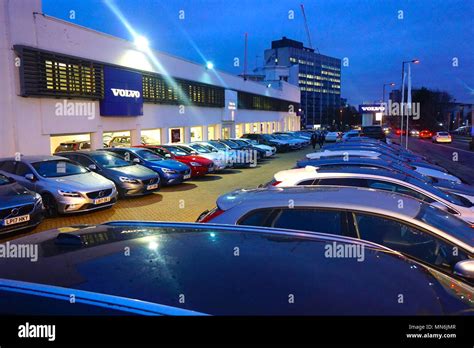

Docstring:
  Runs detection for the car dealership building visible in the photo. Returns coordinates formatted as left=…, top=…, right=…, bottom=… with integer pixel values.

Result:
left=0, top=0, right=300, bottom=157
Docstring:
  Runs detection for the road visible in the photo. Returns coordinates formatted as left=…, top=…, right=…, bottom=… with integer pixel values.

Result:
left=393, top=136, right=474, bottom=184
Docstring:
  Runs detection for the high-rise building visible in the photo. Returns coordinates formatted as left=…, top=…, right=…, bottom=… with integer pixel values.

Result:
left=263, top=37, right=341, bottom=127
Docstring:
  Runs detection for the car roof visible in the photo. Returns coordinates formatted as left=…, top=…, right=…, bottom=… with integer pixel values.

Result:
left=2, top=221, right=459, bottom=315
left=0, top=155, right=69, bottom=163
left=217, top=186, right=423, bottom=218
left=286, top=165, right=407, bottom=180
left=56, top=150, right=112, bottom=156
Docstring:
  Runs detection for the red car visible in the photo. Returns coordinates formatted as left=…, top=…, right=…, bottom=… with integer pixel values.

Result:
left=419, top=130, right=433, bottom=139
left=136, top=145, right=214, bottom=177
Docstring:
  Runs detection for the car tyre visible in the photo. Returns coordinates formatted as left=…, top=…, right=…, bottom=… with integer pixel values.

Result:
left=42, top=192, right=58, bottom=218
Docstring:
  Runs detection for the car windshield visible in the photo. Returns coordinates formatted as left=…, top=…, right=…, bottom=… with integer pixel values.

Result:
left=209, top=141, right=228, bottom=150
left=32, top=160, right=88, bottom=178
left=220, top=140, right=239, bottom=149
left=232, top=139, right=248, bottom=146
left=135, top=150, right=163, bottom=161
left=415, top=204, right=474, bottom=246
left=164, top=146, right=189, bottom=156
left=190, top=144, right=211, bottom=153
left=262, top=134, right=275, bottom=140
left=91, top=153, right=131, bottom=168
left=406, top=177, right=470, bottom=207
left=0, top=174, right=12, bottom=185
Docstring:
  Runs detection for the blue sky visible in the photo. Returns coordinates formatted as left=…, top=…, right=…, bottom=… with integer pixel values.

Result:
left=42, top=0, right=474, bottom=105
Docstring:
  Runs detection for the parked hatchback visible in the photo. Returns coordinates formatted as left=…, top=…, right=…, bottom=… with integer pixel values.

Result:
left=103, top=147, right=191, bottom=185
left=0, top=156, right=117, bottom=216
left=199, top=186, right=474, bottom=285
left=56, top=151, right=160, bottom=198
left=0, top=173, right=44, bottom=234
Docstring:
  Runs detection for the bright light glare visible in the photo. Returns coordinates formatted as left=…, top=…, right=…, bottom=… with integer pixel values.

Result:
left=148, top=241, right=159, bottom=251
left=206, top=61, right=214, bottom=70
left=134, top=35, right=149, bottom=51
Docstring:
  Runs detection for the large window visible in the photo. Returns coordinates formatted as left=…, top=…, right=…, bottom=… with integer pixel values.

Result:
left=16, top=46, right=104, bottom=99
left=238, top=91, right=298, bottom=112
left=142, top=73, right=225, bottom=107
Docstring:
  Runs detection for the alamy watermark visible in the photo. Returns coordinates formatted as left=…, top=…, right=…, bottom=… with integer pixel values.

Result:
left=55, top=100, right=95, bottom=120
left=324, top=241, right=365, bottom=262
left=0, top=242, right=38, bottom=262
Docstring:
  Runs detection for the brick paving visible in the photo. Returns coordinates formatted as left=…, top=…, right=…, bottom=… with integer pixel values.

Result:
left=5, top=148, right=314, bottom=239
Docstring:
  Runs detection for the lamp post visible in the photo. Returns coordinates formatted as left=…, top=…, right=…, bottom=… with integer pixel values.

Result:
left=400, top=59, right=419, bottom=147
left=382, top=82, right=395, bottom=126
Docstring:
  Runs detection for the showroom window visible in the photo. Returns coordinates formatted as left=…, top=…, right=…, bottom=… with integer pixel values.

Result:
left=142, top=73, right=225, bottom=107
left=237, top=91, right=298, bottom=112
left=16, top=46, right=104, bottom=99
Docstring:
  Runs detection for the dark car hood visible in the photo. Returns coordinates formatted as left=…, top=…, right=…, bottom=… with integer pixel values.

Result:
left=103, top=165, right=157, bottom=180
left=0, top=182, right=37, bottom=207
left=436, top=181, right=474, bottom=196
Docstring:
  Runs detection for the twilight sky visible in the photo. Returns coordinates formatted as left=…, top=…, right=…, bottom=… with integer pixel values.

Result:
left=43, top=0, right=474, bottom=105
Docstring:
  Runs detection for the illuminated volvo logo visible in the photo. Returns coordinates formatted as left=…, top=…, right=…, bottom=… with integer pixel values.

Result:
left=11, top=208, right=19, bottom=216
left=111, top=88, right=141, bottom=98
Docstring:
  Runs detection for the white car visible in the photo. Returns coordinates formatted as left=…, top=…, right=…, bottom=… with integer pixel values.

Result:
left=191, top=141, right=238, bottom=166
left=342, top=131, right=360, bottom=141
left=324, top=132, right=342, bottom=142
left=237, top=138, right=276, bottom=157
left=306, top=149, right=462, bottom=184
left=432, top=132, right=452, bottom=143
left=306, top=150, right=380, bottom=160
left=268, top=166, right=474, bottom=224
left=168, top=143, right=227, bottom=170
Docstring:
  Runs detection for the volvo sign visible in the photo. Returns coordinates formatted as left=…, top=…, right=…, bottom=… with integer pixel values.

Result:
left=359, top=104, right=386, bottom=113
left=100, top=66, right=143, bottom=116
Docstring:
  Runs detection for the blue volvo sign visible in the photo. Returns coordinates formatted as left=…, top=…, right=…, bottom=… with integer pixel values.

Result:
left=100, top=66, right=143, bottom=116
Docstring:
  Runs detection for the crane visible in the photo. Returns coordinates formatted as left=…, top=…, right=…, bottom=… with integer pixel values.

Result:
left=300, top=4, right=313, bottom=49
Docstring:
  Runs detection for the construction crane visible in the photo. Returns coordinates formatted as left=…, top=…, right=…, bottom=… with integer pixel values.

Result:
left=300, top=4, right=313, bottom=49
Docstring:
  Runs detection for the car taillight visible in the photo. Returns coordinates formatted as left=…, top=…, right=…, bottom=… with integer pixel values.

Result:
left=198, top=207, right=224, bottom=223
left=271, top=180, right=282, bottom=186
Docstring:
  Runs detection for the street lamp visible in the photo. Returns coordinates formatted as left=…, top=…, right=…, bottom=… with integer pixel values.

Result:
left=380, top=83, right=395, bottom=127
left=206, top=61, right=214, bottom=70
left=134, top=35, right=149, bottom=51
left=400, top=59, right=420, bottom=147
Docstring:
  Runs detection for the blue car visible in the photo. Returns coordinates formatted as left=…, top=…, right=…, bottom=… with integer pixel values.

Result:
left=104, top=148, right=191, bottom=186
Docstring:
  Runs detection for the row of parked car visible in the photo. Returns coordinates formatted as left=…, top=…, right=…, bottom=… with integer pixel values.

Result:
left=198, top=135, right=474, bottom=292
left=0, top=132, right=313, bottom=235
left=1, top=133, right=473, bottom=316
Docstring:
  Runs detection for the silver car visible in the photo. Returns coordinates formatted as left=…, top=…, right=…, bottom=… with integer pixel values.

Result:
left=198, top=186, right=474, bottom=284
left=0, top=156, right=118, bottom=216
left=269, top=166, right=474, bottom=224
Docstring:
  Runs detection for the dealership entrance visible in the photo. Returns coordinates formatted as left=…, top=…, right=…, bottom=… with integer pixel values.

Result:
left=50, top=133, right=91, bottom=154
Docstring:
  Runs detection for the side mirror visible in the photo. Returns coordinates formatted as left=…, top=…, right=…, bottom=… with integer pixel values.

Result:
left=132, top=158, right=141, bottom=164
left=453, top=260, right=474, bottom=280
left=88, top=164, right=97, bottom=171
left=25, top=174, right=35, bottom=181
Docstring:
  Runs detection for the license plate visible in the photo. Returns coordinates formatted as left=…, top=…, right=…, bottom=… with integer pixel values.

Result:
left=94, top=197, right=111, bottom=205
left=3, top=214, right=30, bottom=226
left=184, top=174, right=191, bottom=179
left=147, top=184, right=159, bottom=190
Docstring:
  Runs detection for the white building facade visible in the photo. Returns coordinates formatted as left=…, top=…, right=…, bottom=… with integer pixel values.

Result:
left=0, top=0, right=300, bottom=157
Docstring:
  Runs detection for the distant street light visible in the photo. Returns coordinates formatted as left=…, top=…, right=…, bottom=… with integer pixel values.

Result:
left=206, top=61, right=214, bottom=70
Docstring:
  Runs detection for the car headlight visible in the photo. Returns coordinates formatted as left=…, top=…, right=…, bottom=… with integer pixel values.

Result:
left=119, top=176, right=140, bottom=184
left=190, top=162, right=202, bottom=167
left=162, top=168, right=177, bottom=174
left=58, top=189, right=81, bottom=197
left=34, top=194, right=43, bottom=206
